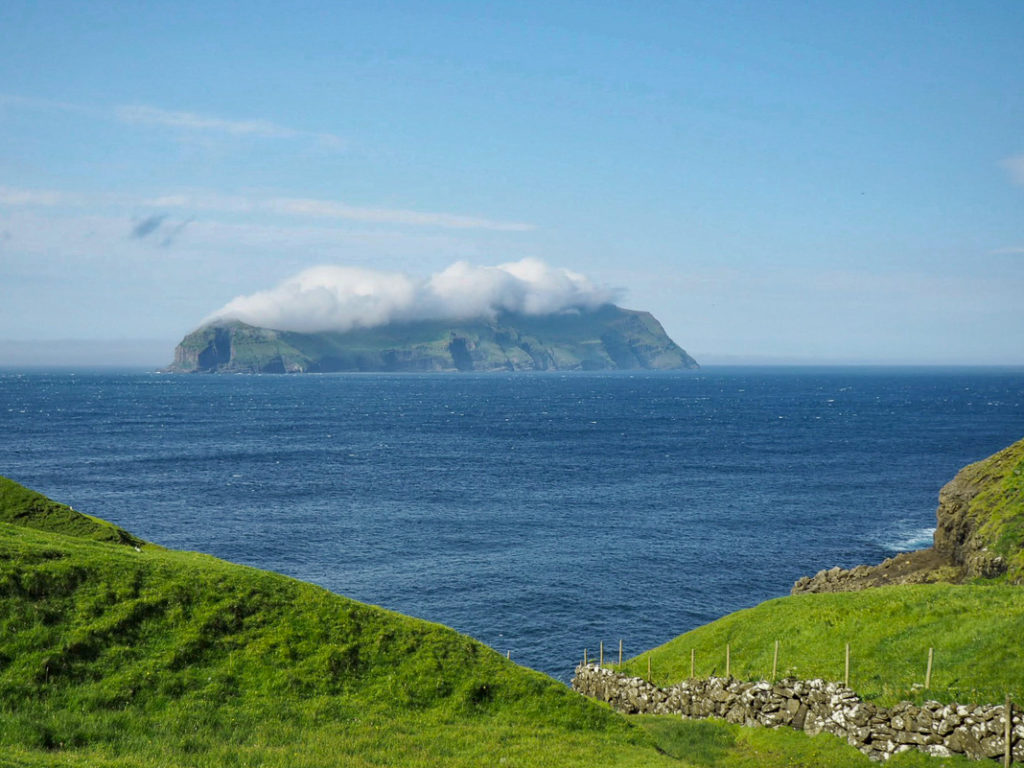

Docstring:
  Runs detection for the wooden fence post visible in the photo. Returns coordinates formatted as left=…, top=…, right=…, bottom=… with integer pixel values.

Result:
left=619, top=639, right=623, bottom=666
left=726, top=643, right=731, bottom=678
left=925, top=647, right=933, bottom=689
left=1004, top=695, right=1012, bottom=768
left=647, top=654, right=652, bottom=682
left=691, top=648, right=695, bottom=678
left=844, top=643, right=850, bottom=687
left=584, top=648, right=588, bottom=666
left=600, top=641, right=604, bottom=668
left=772, top=639, right=779, bottom=682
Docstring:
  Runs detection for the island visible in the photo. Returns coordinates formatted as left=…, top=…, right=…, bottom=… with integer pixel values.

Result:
left=165, top=304, right=699, bottom=373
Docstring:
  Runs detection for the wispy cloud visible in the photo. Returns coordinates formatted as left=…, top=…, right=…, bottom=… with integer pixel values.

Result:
left=1002, top=154, right=1024, bottom=186
left=0, top=185, right=532, bottom=232
left=0, top=186, right=70, bottom=206
left=159, top=217, right=194, bottom=247
left=115, top=105, right=345, bottom=148
left=266, top=197, right=534, bottom=231
left=131, top=213, right=167, bottom=239
left=145, top=193, right=250, bottom=213
left=991, top=246, right=1024, bottom=255
left=0, top=93, right=96, bottom=115
left=117, top=104, right=286, bottom=137
left=0, top=92, right=344, bottom=149
left=129, top=212, right=195, bottom=247
left=149, top=192, right=535, bottom=231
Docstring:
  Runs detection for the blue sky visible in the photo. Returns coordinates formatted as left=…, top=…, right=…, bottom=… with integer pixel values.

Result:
left=1, top=1, right=1023, bottom=365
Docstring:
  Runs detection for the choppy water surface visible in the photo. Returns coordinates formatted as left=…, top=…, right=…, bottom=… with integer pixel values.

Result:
left=2, top=367, right=1022, bottom=680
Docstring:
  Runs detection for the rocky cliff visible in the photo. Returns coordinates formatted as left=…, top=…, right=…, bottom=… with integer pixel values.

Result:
left=165, top=305, right=699, bottom=373
left=792, top=437, right=1024, bottom=594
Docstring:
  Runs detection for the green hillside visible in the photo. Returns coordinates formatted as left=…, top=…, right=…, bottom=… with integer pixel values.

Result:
left=0, top=476, right=148, bottom=548
left=616, top=584, right=1024, bottom=707
left=617, top=439, right=1024, bottom=708
left=4, top=472, right=1014, bottom=768
left=0, top=476, right=675, bottom=768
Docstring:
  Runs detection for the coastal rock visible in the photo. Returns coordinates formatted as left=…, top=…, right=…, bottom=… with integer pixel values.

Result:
left=792, top=437, right=1024, bottom=594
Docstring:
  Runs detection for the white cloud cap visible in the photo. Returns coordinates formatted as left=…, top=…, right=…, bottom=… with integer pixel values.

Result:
left=208, top=259, right=617, bottom=333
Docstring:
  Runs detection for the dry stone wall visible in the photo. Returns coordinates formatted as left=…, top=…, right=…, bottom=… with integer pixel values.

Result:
left=572, top=664, right=1023, bottom=763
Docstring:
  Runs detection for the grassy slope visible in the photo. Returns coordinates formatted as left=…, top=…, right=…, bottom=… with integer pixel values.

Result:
left=615, top=438, right=1024, bottom=767
left=1, top=475, right=999, bottom=768
left=0, top=476, right=147, bottom=549
left=225, top=324, right=313, bottom=371
left=617, top=584, right=1024, bottom=706
left=0, top=477, right=675, bottom=768
left=620, top=583, right=1024, bottom=767
left=633, top=716, right=980, bottom=768
left=618, top=438, right=1024, bottom=708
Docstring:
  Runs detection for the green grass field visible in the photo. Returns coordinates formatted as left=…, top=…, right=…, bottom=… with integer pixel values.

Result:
left=615, top=583, right=1024, bottom=706
left=0, top=477, right=679, bottom=767
left=3, top=473, right=1021, bottom=767
left=632, top=716, right=985, bottom=768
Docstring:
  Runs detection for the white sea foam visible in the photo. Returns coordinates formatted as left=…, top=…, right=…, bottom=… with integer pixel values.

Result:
left=881, top=525, right=936, bottom=552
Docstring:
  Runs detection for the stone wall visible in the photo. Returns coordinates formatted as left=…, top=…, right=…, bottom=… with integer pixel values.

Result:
left=572, top=664, right=1023, bottom=763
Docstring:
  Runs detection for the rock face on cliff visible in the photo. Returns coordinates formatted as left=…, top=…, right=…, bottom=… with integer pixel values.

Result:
left=792, top=437, right=1024, bottom=594
left=165, top=305, right=699, bottom=373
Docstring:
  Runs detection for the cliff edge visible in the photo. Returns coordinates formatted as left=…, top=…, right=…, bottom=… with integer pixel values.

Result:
left=792, top=436, right=1024, bottom=594
left=0, top=475, right=147, bottom=548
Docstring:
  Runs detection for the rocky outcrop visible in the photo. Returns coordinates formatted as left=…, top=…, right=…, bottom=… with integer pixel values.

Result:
left=791, top=550, right=962, bottom=594
left=572, top=664, right=1023, bottom=763
left=792, top=438, right=1024, bottom=595
left=164, top=305, right=699, bottom=373
left=931, top=439, right=1023, bottom=580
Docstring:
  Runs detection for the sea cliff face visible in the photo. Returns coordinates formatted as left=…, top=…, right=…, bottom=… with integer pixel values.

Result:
left=165, top=305, right=699, bottom=373
left=792, top=437, right=1024, bottom=594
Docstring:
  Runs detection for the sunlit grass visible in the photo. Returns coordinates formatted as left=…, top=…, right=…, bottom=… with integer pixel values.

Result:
left=5, top=472, right=1022, bottom=766
left=0, top=504, right=675, bottom=767
left=634, top=715, right=986, bottom=768
left=616, top=583, right=1024, bottom=706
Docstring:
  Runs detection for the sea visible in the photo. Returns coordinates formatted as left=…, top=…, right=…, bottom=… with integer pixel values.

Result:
left=2, top=367, right=1022, bottom=681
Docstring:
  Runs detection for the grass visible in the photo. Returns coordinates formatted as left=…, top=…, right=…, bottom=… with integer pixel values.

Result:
left=4, top=473, right=1021, bottom=767
left=633, top=716, right=984, bottom=768
left=613, top=438, right=1024, bottom=708
left=615, top=583, right=1024, bottom=706
left=0, top=476, right=679, bottom=767
left=0, top=476, right=148, bottom=548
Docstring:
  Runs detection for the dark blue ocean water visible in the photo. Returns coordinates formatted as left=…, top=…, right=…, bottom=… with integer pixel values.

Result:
left=1, top=367, right=1022, bottom=681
